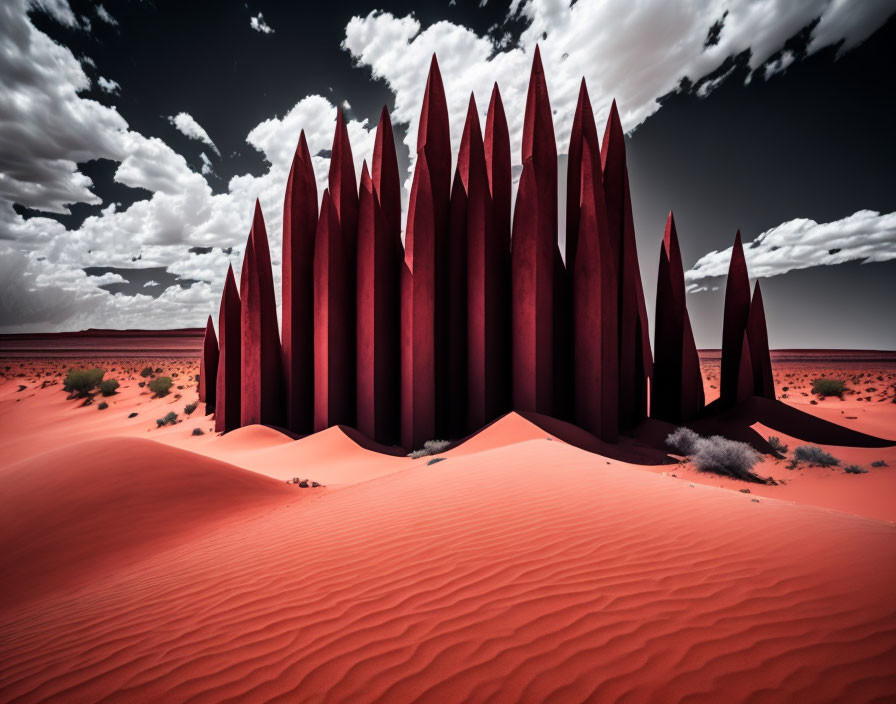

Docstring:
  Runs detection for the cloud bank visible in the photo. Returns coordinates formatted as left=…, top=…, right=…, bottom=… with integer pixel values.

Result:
left=685, top=210, right=896, bottom=291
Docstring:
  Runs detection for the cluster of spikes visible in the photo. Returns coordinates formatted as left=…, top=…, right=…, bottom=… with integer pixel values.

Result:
left=197, top=48, right=774, bottom=449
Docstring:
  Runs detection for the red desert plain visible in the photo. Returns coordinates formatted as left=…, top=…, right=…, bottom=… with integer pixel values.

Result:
left=1, top=331, right=895, bottom=702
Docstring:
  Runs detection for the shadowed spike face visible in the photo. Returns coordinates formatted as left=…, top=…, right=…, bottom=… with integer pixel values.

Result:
left=401, top=153, right=437, bottom=450
left=736, top=332, right=754, bottom=406
left=356, top=164, right=400, bottom=444
left=282, top=132, right=318, bottom=434
left=372, top=107, right=402, bottom=242
left=601, top=101, right=652, bottom=429
left=573, top=139, right=618, bottom=441
left=747, top=282, right=775, bottom=399
left=199, top=315, right=218, bottom=413
left=240, top=202, right=283, bottom=428
left=652, top=213, right=704, bottom=422
left=215, top=266, right=241, bottom=433
left=329, top=110, right=359, bottom=249
left=512, top=48, right=558, bottom=417
left=566, top=79, right=599, bottom=273
left=314, top=190, right=355, bottom=432
left=721, top=231, right=753, bottom=407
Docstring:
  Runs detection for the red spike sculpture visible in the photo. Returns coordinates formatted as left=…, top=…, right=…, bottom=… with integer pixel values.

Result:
left=214, top=265, right=241, bottom=433
left=566, top=79, right=600, bottom=274
left=372, top=107, right=402, bottom=244
left=574, top=132, right=619, bottom=441
left=240, top=201, right=283, bottom=427
left=356, top=163, right=401, bottom=444
left=401, top=153, right=437, bottom=449
left=447, top=149, right=468, bottom=436
left=601, top=100, right=652, bottom=429
left=459, top=94, right=505, bottom=432
left=199, top=315, right=218, bottom=411
left=652, top=213, right=704, bottom=422
left=512, top=46, right=557, bottom=415
left=282, top=131, right=317, bottom=434
left=720, top=230, right=753, bottom=407
left=314, top=189, right=354, bottom=431
left=747, top=281, right=775, bottom=399
left=483, top=83, right=512, bottom=416
left=329, top=109, right=358, bottom=247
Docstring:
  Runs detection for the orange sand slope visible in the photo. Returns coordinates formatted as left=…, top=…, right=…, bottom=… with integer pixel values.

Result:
left=2, top=415, right=896, bottom=702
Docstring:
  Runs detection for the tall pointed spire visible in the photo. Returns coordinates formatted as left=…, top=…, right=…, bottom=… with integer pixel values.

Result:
left=240, top=201, right=283, bottom=427
left=214, top=265, right=241, bottom=433
left=483, top=83, right=512, bottom=417
left=282, top=131, right=317, bottom=434
left=512, top=46, right=558, bottom=415
left=652, top=213, right=704, bottom=422
left=447, top=128, right=468, bottom=437
left=566, top=78, right=600, bottom=274
left=414, top=54, right=452, bottom=436
left=356, top=163, right=400, bottom=444
left=314, top=189, right=355, bottom=431
left=462, top=93, right=504, bottom=432
left=720, top=230, right=753, bottom=407
left=371, top=107, right=401, bottom=242
left=199, top=315, right=218, bottom=412
left=401, top=152, right=437, bottom=449
left=601, top=99, right=652, bottom=429
left=573, top=130, right=619, bottom=440
left=329, top=108, right=358, bottom=247
left=747, top=281, right=775, bottom=399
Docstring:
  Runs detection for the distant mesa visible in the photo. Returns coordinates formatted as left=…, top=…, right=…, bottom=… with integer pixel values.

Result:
left=199, top=49, right=884, bottom=452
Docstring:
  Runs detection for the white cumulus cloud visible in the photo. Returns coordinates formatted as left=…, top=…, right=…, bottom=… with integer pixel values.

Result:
left=97, top=75, right=120, bottom=94
left=168, top=112, right=220, bottom=156
left=250, top=13, right=274, bottom=34
left=685, top=210, right=896, bottom=290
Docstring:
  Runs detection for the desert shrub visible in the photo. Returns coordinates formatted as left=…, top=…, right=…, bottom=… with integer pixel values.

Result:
left=871, top=460, right=887, bottom=468
left=97, top=401, right=108, bottom=410
left=793, top=445, right=840, bottom=467
left=184, top=401, right=198, bottom=415
left=148, top=376, right=173, bottom=397
left=812, top=378, right=846, bottom=397
left=128, top=412, right=138, bottom=418
left=408, top=439, right=451, bottom=459
left=156, top=411, right=178, bottom=427
left=140, top=366, right=154, bottom=378
left=64, top=367, right=104, bottom=397
left=767, top=436, right=789, bottom=454
left=665, top=426, right=700, bottom=456
left=98, top=378, right=119, bottom=396
left=844, top=464, right=867, bottom=474
left=427, top=457, right=446, bottom=465
left=191, top=427, right=204, bottom=436
left=692, top=436, right=766, bottom=483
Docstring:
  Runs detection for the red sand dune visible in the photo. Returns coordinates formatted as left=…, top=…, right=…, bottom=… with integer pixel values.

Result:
left=1, top=353, right=895, bottom=701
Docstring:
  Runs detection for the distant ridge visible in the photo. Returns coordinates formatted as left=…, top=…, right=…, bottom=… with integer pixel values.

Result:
left=0, top=328, right=204, bottom=357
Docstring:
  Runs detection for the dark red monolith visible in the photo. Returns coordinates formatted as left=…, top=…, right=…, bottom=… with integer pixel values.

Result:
left=747, top=281, right=775, bottom=399
left=356, top=163, right=400, bottom=445
left=512, top=46, right=557, bottom=416
left=566, top=79, right=600, bottom=274
left=416, top=55, right=452, bottom=436
left=240, top=200, right=283, bottom=427
left=214, top=265, right=241, bottom=433
left=573, top=135, right=619, bottom=441
left=282, top=131, right=317, bottom=434
left=199, top=315, right=218, bottom=412
left=601, top=100, right=652, bottom=429
left=372, top=107, right=402, bottom=244
left=652, top=212, right=704, bottom=423
left=720, top=230, right=752, bottom=407
left=401, top=152, right=437, bottom=450
left=447, top=163, right=468, bottom=436
left=314, top=189, right=354, bottom=431
left=483, top=83, right=511, bottom=417
left=329, top=109, right=358, bottom=248
left=736, top=331, right=754, bottom=406
left=459, top=94, right=503, bottom=432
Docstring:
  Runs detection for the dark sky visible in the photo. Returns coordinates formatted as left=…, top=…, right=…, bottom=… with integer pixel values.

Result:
left=4, top=0, right=895, bottom=347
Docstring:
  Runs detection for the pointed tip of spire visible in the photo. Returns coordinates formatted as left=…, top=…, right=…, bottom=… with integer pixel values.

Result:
left=734, top=229, right=743, bottom=246
left=663, top=211, right=678, bottom=252
left=379, top=105, right=390, bottom=122
left=359, top=159, right=371, bottom=186
left=531, top=44, right=545, bottom=76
